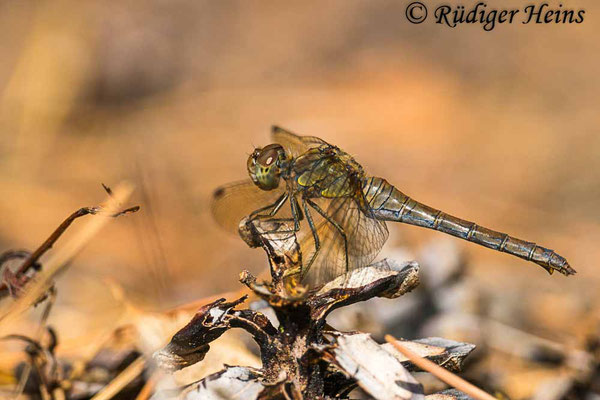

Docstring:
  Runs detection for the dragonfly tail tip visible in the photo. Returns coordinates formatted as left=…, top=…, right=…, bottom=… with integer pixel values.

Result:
left=555, top=262, right=577, bottom=276
left=563, top=264, right=577, bottom=276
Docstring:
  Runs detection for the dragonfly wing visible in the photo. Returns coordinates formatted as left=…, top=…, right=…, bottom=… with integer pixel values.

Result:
left=300, top=197, right=389, bottom=286
left=271, top=126, right=330, bottom=158
left=211, top=180, right=288, bottom=234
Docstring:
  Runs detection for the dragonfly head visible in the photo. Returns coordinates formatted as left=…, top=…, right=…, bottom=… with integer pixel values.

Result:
left=247, top=143, right=288, bottom=191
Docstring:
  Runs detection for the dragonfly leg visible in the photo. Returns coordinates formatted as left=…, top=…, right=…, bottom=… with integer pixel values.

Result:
left=249, top=194, right=305, bottom=248
left=248, top=192, right=303, bottom=240
left=306, top=199, right=349, bottom=274
left=289, top=194, right=302, bottom=231
left=299, top=199, right=320, bottom=280
left=268, top=194, right=304, bottom=234
left=249, top=192, right=289, bottom=220
left=278, top=195, right=307, bottom=280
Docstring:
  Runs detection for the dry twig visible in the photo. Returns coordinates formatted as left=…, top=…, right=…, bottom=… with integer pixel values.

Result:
left=89, top=356, right=145, bottom=400
left=385, top=334, right=495, bottom=400
left=0, top=182, right=135, bottom=332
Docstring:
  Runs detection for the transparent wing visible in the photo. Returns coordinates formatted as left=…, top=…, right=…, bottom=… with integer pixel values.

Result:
left=300, top=197, right=389, bottom=286
left=211, top=180, right=288, bottom=234
left=271, top=126, right=330, bottom=158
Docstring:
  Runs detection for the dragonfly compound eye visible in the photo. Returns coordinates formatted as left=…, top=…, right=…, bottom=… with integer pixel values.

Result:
left=256, top=144, right=284, bottom=167
left=247, top=144, right=284, bottom=191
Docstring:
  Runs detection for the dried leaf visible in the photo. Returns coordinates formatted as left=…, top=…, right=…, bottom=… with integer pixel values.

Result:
left=182, top=366, right=263, bottom=400
left=425, top=389, right=474, bottom=399
left=309, top=260, right=420, bottom=323
left=383, top=337, right=475, bottom=373
left=326, top=333, right=424, bottom=400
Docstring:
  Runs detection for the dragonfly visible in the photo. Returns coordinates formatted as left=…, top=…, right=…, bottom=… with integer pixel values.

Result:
left=212, top=126, right=575, bottom=285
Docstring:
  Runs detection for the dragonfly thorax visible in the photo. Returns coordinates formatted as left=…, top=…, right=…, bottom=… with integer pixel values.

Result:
left=247, top=143, right=291, bottom=191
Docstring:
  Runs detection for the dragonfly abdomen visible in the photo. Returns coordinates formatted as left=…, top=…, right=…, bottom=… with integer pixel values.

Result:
left=362, top=177, right=575, bottom=276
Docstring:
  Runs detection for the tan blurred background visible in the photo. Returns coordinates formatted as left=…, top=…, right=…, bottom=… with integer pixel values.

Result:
left=0, top=0, right=598, bottom=393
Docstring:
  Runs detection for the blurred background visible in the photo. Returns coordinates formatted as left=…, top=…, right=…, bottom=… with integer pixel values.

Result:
left=0, top=0, right=598, bottom=398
